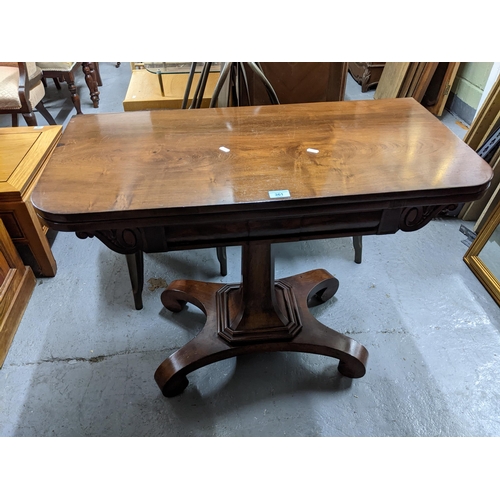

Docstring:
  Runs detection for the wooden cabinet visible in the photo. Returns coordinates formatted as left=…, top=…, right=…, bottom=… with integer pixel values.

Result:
left=0, top=125, right=62, bottom=276
left=0, top=219, right=36, bottom=367
left=348, top=62, right=386, bottom=92
left=242, top=62, right=348, bottom=104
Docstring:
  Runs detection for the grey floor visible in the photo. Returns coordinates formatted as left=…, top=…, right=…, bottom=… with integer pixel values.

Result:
left=1, top=64, right=499, bottom=437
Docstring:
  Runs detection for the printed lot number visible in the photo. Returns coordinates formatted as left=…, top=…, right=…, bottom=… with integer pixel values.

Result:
left=269, top=190, right=291, bottom=199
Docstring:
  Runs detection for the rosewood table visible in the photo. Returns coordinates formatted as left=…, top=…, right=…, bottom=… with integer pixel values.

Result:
left=31, top=99, right=492, bottom=397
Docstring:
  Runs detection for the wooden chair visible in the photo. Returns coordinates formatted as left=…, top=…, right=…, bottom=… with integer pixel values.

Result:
left=36, top=62, right=100, bottom=113
left=210, top=63, right=363, bottom=268
left=0, top=62, right=56, bottom=126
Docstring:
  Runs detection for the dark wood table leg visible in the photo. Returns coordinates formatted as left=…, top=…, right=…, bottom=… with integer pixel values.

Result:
left=81, top=62, right=100, bottom=108
left=154, top=241, right=368, bottom=397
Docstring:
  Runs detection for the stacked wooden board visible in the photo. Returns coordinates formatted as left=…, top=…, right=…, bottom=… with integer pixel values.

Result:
left=458, top=74, right=500, bottom=231
left=375, top=63, right=500, bottom=229
left=374, top=62, right=460, bottom=117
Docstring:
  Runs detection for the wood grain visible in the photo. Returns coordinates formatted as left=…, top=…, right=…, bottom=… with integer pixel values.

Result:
left=32, top=98, right=493, bottom=231
left=374, top=63, right=411, bottom=99
left=404, top=62, right=426, bottom=98
left=411, top=63, right=439, bottom=102
left=0, top=126, right=62, bottom=277
left=398, top=62, right=419, bottom=98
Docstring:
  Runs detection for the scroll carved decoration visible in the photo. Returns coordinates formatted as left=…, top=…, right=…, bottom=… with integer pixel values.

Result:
left=399, top=205, right=458, bottom=232
left=76, top=228, right=145, bottom=254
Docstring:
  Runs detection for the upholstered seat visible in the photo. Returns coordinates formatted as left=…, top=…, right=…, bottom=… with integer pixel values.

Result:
left=0, top=62, right=55, bottom=126
left=36, top=62, right=83, bottom=114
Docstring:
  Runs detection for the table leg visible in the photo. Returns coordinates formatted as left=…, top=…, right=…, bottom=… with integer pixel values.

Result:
left=154, top=241, right=368, bottom=397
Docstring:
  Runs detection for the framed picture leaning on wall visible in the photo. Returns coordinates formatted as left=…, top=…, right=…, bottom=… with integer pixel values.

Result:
left=464, top=199, right=500, bottom=306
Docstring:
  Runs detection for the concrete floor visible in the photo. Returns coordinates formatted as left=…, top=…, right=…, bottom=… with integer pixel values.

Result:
left=1, top=63, right=499, bottom=437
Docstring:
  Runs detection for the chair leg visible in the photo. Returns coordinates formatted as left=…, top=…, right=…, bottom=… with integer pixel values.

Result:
left=353, top=236, right=362, bottom=264
left=22, top=112, right=38, bottom=126
left=35, top=101, right=56, bottom=125
left=63, top=72, right=82, bottom=114
left=216, top=247, right=227, bottom=276
left=81, top=62, right=100, bottom=108
left=52, top=78, right=62, bottom=90
left=93, top=62, right=103, bottom=86
left=11, top=113, right=19, bottom=126
left=125, top=251, right=144, bottom=310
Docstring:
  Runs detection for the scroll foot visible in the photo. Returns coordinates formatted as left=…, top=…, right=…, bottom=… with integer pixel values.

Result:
left=155, top=269, right=368, bottom=397
left=160, top=373, right=189, bottom=397
left=306, top=272, right=340, bottom=306
left=161, top=289, right=187, bottom=313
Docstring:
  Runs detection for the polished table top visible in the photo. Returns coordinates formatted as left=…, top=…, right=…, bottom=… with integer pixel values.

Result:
left=31, top=98, right=492, bottom=233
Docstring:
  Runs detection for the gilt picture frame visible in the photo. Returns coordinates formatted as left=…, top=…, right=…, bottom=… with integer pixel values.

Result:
left=464, top=199, right=500, bottom=306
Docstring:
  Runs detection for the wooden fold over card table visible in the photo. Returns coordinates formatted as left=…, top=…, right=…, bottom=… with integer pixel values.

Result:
left=31, top=99, right=492, bottom=397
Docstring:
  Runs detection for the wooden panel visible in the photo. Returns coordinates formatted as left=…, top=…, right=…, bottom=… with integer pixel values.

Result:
left=398, top=62, right=419, bottom=98
left=0, top=219, right=36, bottom=367
left=463, top=74, right=500, bottom=151
left=374, top=62, right=442, bottom=104
left=424, top=62, right=460, bottom=116
left=0, top=126, right=62, bottom=198
left=245, top=63, right=347, bottom=105
left=0, top=212, right=24, bottom=239
left=421, top=63, right=450, bottom=105
left=0, top=135, right=38, bottom=182
left=327, top=62, right=348, bottom=102
left=411, top=63, right=439, bottom=103
left=0, top=252, right=9, bottom=285
left=374, top=63, right=411, bottom=99
left=404, top=63, right=426, bottom=98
